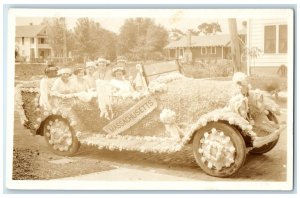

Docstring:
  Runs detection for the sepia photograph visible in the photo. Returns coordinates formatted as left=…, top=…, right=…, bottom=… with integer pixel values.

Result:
left=4, top=7, right=294, bottom=190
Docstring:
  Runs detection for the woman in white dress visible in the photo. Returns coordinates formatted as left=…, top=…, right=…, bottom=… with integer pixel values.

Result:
left=51, top=68, right=74, bottom=94
left=39, top=64, right=58, bottom=110
left=73, top=67, right=88, bottom=93
left=84, top=61, right=97, bottom=90
left=110, top=65, right=133, bottom=94
left=95, top=58, right=113, bottom=119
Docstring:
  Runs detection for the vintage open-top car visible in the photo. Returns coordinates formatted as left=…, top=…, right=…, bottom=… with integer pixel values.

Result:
left=16, top=61, right=284, bottom=177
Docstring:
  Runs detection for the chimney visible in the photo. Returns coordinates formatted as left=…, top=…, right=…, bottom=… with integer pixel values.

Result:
left=186, top=30, right=192, bottom=47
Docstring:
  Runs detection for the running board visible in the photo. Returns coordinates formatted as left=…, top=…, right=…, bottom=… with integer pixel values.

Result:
left=77, top=133, right=185, bottom=153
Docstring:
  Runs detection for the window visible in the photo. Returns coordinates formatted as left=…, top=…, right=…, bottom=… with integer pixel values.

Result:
left=31, top=38, right=34, bottom=44
left=22, top=37, right=24, bottom=45
left=264, top=25, right=276, bottom=53
left=264, top=24, right=288, bottom=54
left=211, top=47, right=216, bottom=54
left=39, top=38, right=45, bottom=44
left=201, top=47, right=207, bottom=55
left=279, top=25, right=287, bottom=53
left=179, top=48, right=184, bottom=57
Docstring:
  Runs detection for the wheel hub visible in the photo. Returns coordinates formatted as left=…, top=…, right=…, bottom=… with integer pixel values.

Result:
left=199, top=128, right=236, bottom=170
left=46, top=119, right=73, bottom=152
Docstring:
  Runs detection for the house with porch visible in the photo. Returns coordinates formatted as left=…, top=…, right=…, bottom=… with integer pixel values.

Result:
left=15, top=24, right=52, bottom=62
left=164, top=32, right=232, bottom=63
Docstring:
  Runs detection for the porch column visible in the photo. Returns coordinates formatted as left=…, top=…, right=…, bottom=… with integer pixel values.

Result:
left=221, top=46, right=224, bottom=60
left=34, top=37, right=39, bottom=59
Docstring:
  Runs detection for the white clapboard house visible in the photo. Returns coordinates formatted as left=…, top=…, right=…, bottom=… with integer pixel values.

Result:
left=246, top=19, right=288, bottom=75
left=15, top=24, right=52, bottom=62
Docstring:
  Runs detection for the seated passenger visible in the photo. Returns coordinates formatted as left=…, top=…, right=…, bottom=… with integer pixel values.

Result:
left=73, top=67, right=88, bottom=93
left=39, top=63, right=58, bottom=110
left=84, top=61, right=97, bottom=90
left=51, top=68, right=74, bottom=94
left=110, top=65, right=133, bottom=94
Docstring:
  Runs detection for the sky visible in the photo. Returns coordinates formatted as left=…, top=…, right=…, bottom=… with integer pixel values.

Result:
left=16, top=17, right=240, bottom=34
left=15, top=9, right=247, bottom=34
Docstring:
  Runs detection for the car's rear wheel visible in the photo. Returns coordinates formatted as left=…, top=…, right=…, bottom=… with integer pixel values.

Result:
left=250, top=111, right=280, bottom=154
left=43, top=116, right=80, bottom=156
left=193, top=122, right=246, bottom=177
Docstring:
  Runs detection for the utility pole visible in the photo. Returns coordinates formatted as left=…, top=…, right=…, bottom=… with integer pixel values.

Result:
left=61, top=17, right=67, bottom=64
left=228, top=18, right=244, bottom=73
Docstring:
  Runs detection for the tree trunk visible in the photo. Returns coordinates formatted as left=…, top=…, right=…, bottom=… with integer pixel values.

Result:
left=228, top=18, right=244, bottom=73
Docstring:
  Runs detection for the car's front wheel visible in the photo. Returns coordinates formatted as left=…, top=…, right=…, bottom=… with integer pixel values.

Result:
left=43, top=116, right=80, bottom=156
left=193, top=122, right=246, bottom=177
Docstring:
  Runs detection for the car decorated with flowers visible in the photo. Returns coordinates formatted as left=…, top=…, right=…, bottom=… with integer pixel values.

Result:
left=16, top=61, right=284, bottom=177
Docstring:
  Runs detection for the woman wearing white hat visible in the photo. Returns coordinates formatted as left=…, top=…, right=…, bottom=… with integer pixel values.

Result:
left=94, top=58, right=111, bottom=80
left=110, top=65, right=133, bottom=94
left=73, top=67, right=89, bottom=93
left=51, top=68, right=74, bottom=94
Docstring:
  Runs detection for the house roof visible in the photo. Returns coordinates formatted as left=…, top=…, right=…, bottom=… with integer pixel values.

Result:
left=165, top=34, right=231, bottom=49
left=16, top=25, right=46, bottom=37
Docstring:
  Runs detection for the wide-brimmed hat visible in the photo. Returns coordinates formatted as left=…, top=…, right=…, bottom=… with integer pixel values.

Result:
left=74, top=67, right=85, bottom=75
left=116, top=56, right=127, bottom=63
left=58, top=68, right=72, bottom=76
left=97, top=58, right=107, bottom=64
left=112, top=65, right=126, bottom=77
left=85, top=61, right=97, bottom=68
left=44, top=65, right=58, bottom=78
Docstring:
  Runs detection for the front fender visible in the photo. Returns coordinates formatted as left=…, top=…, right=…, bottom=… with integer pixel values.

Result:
left=182, top=108, right=257, bottom=144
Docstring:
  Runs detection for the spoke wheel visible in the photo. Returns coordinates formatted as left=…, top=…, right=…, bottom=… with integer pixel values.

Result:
left=193, top=122, right=246, bottom=177
left=43, top=116, right=80, bottom=156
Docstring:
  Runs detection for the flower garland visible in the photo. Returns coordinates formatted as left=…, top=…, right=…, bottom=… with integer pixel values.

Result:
left=160, top=109, right=176, bottom=124
left=77, top=133, right=184, bottom=153
left=180, top=108, right=257, bottom=146
left=15, top=84, right=28, bottom=125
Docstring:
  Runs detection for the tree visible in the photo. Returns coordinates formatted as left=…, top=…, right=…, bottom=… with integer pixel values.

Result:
left=170, top=28, right=185, bottom=40
left=187, top=28, right=200, bottom=36
left=74, top=18, right=117, bottom=61
left=198, top=22, right=222, bottom=35
left=117, top=18, right=169, bottom=61
left=42, top=17, right=68, bottom=58
left=228, top=18, right=244, bottom=73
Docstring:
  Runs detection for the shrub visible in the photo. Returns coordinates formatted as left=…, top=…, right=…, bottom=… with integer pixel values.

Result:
left=181, top=59, right=233, bottom=78
left=248, top=76, right=287, bottom=92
